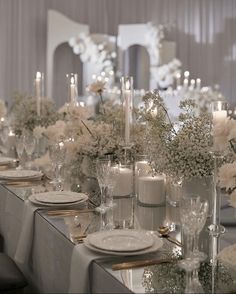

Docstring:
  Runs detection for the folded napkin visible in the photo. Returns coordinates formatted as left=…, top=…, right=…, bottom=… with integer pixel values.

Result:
left=68, top=244, right=114, bottom=294
left=14, top=200, right=39, bottom=266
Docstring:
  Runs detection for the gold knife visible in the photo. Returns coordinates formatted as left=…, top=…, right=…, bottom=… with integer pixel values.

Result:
left=112, top=258, right=173, bottom=271
left=46, top=209, right=95, bottom=216
left=165, top=236, right=183, bottom=247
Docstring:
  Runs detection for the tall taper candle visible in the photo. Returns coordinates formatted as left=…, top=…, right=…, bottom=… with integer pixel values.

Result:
left=121, top=76, right=133, bottom=146
left=35, top=71, right=42, bottom=116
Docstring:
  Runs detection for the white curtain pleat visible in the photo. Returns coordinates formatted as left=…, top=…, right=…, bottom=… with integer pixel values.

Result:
left=0, top=0, right=235, bottom=107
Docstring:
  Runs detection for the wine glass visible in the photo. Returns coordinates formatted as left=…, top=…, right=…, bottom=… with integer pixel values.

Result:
left=15, top=135, right=25, bottom=169
left=49, top=140, right=66, bottom=191
left=95, top=158, right=111, bottom=213
left=104, top=161, right=120, bottom=230
left=24, top=132, right=36, bottom=168
left=95, top=157, right=116, bottom=230
left=179, top=195, right=209, bottom=271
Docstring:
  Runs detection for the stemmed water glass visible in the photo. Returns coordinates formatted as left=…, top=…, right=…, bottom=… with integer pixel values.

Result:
left=95, top=157, right=119, bottom=230
left=16, top=135, right=25, bottom=169
left=95, top=158, right=111, bottom=214
left=48, top=139, right=66, bottom=190
left=24, top=132, right=36, bottom=168
left=179, top=195, right=208, bottom=293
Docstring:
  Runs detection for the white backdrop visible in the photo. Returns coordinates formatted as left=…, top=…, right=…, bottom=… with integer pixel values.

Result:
left=0, top=0, right=236, bottom=107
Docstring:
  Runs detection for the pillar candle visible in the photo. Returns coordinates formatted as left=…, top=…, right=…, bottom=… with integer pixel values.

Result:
left=135, top=160, right=151, bottom=194
left=113, top=167, right=133, bottom=197
left=138, top=175, right=165, bottom=205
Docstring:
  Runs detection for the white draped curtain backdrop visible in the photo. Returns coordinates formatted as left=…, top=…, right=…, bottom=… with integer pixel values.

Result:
left=0, top=0, right=236, bottom=107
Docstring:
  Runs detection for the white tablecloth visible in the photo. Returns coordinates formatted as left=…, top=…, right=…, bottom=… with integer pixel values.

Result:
left=14, top=200, right=39, bottom=266
left=69, top=244, right=112, bottom=293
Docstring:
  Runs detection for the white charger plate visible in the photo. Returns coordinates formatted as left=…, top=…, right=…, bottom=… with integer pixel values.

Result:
left=84, top=234, right=163, bottom=256
left=34, top=191, right=86, bottom=204
left=87, top=229, right=154, bottom=252
left=29, top=193, right=88, bottom=207
left=0, top=169, right=43, bottom=180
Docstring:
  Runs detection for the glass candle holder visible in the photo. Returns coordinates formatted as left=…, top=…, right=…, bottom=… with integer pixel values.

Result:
left=112, top=163, right=135, bottom=229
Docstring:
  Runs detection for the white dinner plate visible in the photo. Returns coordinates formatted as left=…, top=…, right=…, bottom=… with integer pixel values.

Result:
left=29, top=193, right=88, bottom=207
left=34, top=191, right=86, bottom=204
left=0, top=169, right=43, bottom=180
left=0, top=156, right=15, bottom=165
left=84, top=233, right=163, bottom=256
left=87, top=229, right=154, bottom=252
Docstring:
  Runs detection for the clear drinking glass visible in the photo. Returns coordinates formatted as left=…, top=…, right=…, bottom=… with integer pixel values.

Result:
left=179, top=195, right=209, bottom=272
left=95, top=157, right=112, bottom=230
left=95, top=156, right=121, bottom=230
left=192, top=199, right=209, bottom=261
left=49, top=140, right=66, bottom=190
left=16, top=135, right=25, bottom=169
left=95, top=158, right=111, bottom=210
left=165, top=176, right=183, bottom=231
left=24, top=132, right=36, bottom=168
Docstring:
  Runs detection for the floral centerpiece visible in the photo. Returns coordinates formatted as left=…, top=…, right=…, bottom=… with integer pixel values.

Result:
left=142, top=90, right=214, bottom=180
left=32, top=81, right=146, bottom=200
left=9, top=92, right=61, bottom=135
left=213, top=114, right=236, bottom=208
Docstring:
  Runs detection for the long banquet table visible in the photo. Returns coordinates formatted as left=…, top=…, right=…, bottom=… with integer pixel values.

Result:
left=0, top=182, right=235, bottom=293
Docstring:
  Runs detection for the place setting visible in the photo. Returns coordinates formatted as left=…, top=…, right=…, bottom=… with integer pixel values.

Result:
left=0, top=156, right=17, bottom=166
left=0, top=169, right=44, bottom=186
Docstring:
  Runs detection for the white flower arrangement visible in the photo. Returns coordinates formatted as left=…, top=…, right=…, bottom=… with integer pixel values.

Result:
left=151, top=58, right=182, bottom=89
left=215, top=117, right=236, bottom=197
left=68, top=32, right=116, bottom=74
left=142, top=90, right=214, bottom=179
left=145, top=22, right=182, bottom=89
left=10, top=93, right=61, bottom=135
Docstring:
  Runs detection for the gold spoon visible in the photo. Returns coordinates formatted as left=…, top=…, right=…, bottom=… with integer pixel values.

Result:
left=158, top=226, right=183, bottom=247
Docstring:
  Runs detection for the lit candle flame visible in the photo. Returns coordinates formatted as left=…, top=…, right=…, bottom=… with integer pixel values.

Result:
left=36, top=71, right=41, bottom=80
left=70, top=76, right=75, bottom=85
left=125, top=80, right=131, bottom=90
